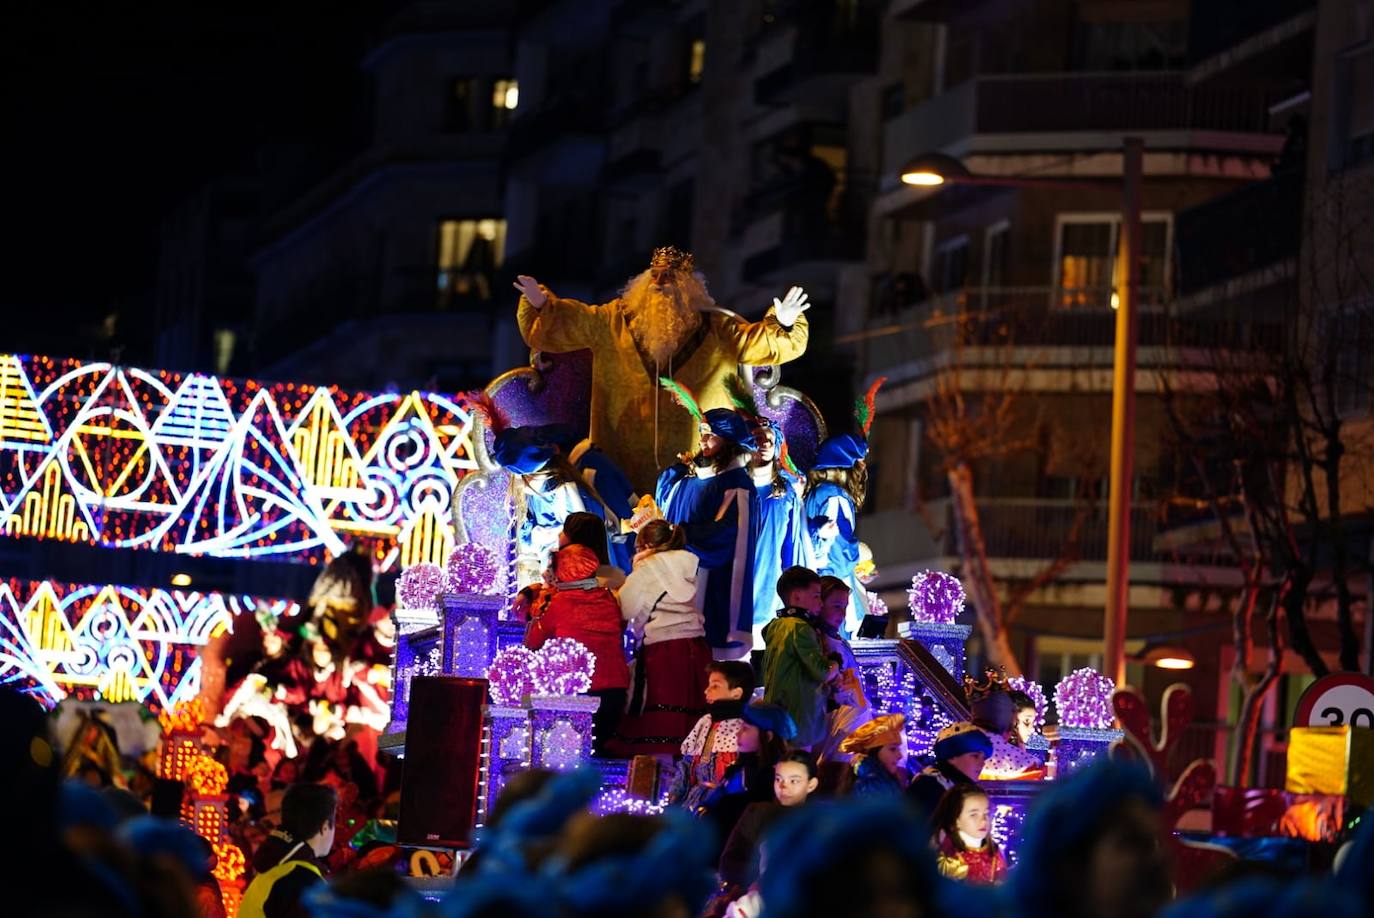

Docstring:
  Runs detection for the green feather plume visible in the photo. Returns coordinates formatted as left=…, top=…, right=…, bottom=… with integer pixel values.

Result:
left=659, top=376, right=704, bottom=422
left=854, top=376, right=887, bottom=438
left=722, top=374, right=761, bottom=420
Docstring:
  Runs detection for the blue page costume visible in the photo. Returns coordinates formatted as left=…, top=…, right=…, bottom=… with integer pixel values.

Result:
left=805, top=433, right=868, bottom=635
left=656, top=405, right=759, bottom=658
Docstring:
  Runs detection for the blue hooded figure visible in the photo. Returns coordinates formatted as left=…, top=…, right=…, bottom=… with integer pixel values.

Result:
left=804, top=432, right=868, bottom=635
left=656, top=389, right=760, bottom=656
left=494, top=426, right=613, bottom=577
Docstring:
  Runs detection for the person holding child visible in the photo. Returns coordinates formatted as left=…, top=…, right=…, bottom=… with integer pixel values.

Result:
left=761, top=566, right=839, bottom=751
left=608, top=520, right=712, bottom=756
left=932, top=784, right=1007, bottom=885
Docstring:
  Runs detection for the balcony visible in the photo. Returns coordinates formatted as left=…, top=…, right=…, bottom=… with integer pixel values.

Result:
left=859, top=286, right=1284, bottom=381
left=601, top=117, right=664, bottom=189
left=1175, top=169, right=1303, bottom=296
left=751, top=0, right=880, bottom=106
left=735, top=172, right=870, bottom=285
left=933, top=499, right=1165, bottom=565
left=882, top=72, right=1279, bottom=177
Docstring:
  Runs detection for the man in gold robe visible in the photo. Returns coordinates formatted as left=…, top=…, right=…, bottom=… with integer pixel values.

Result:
left=513, top=247, right=810, bottom=492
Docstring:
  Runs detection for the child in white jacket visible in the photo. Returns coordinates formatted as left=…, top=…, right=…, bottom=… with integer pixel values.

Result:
left=606, top=520, right=713, bottom=756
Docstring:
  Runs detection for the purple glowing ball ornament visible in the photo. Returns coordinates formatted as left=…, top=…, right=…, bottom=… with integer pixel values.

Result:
left=1007, top=675, right=1048, bottom=728
left=1053, top=667, right=1117, bottom=729
left=531, top=638, right=596, bottom=696
left=397, top=563, right=444, bottom=611
left=907, top=570, right=965, bottom=625
left=445, top=542, right=504, bottom=596
left=486, top=645, right=538, bottom=705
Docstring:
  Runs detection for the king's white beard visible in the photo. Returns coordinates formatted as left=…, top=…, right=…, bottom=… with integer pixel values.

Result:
left=628, top=290, right=701, bottom=366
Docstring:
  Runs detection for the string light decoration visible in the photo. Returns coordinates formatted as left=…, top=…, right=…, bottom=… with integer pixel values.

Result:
left=0, top=354, right=477, bottom=570
left=397, top=563, right=444, bottom=611
left=530, top=638, right=595, bottom=696
left=1054, top=667, right=1117, bottom=729
left=486, top=645, right=538, bottom=705
left=212, top=842, right=246, bottom=916
left=185, top=754, right=229, bottom=796
left=0, top=577, right=299, bottom=712
left=592, top=787, right=667, bottom=817
left=1007, top=675, right=1048, bottom=728
left=445, top=543, right=504, bottom=595
left=907, top=570, right=964, bottom=624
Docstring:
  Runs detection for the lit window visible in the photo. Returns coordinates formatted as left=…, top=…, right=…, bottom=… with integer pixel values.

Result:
left=437, top=218, right=507, bottom=309
left=688, top=39, right=706, bottom=84
left=1055, top=216, right=1169, bottom=309
left=213, top=329, right=235, bottom=376
left=493, top=79, right=518, bottom=111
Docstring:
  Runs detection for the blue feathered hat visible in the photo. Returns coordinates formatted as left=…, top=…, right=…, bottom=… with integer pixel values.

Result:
left=743, top=702, right=797, bottom=742
left=811, top=433, right=867, bottom=471
left=932, top=721, right=992, bottom=763
left=1160, top=876, right=1364, bottom=918
left=1011, top=760, right=1164, bottom=918
left=545, top=808, right=716, bottom=915
left=758, top=799, right=943, bottom=916
left=492, top=427, right=557, bottom=475
left=118, top=815, right=211, bottom=883
left=702, top=408, right=757, bottom=451
left=530, top=424, right=579, bottom=453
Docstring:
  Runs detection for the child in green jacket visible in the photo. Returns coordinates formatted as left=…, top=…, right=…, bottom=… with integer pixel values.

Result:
left=761, top=566, right=838, bottom=750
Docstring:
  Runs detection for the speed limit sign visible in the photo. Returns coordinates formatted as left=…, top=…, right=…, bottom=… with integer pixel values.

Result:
left=1293, top=673, right=1374, bottom=729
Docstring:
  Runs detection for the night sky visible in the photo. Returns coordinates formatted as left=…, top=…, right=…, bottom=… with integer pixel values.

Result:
left=2, top=2, right=396, bottom=356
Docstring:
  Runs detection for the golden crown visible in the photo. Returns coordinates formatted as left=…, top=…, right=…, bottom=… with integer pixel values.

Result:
left=963, top=666, right=1009, bottom=703
left=650, top=245, right=695, bottom=273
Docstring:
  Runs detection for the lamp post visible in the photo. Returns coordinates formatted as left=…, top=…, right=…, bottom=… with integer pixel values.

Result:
left=900, top=137, right=1144, bottom=685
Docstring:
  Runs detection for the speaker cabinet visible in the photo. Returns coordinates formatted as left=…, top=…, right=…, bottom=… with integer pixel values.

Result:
left=396, top=676, right=487, bottom=848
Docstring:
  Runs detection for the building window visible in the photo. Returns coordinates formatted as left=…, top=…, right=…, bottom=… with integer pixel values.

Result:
left=1054, top=214, right=1170, bottom=310
left=1074, top=19, right=1187, bottom=71
left=982, top=221, right=1010, bottom=289
left=1332, top=44, right=1374, bottom=171
left=491, top=79, right=519, bottom=128
left=445, top=77, right=477, bottom=132
left=932, top=235, right=969, bottom=294
left=688, top=39, right=706, bottom=84
left=437, top=218, right=506, bottom=310
left=881, top=83, right=905, bottom=120
left=213, top=329, right=235, bottom=376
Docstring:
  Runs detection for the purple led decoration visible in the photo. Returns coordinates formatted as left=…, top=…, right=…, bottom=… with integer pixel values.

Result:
left=529, top=695, right=599, bottom=771
left=397, top=563, right=444, bottom=611
left=389, top=629, right=441, bottom=731
left=483, top=704, right=532, bottom=820
left=531, top=638, right=595, bottom=696
left=442, top=593, right=505, bottom=678
left=446, top=542, right=504, bottom=596
left=1007, top=675, right=1048, bottom=728
left=486, top=646, right=538, bottom=705
left=907, top=570, right=964, bottom=625
left=1054, top=667, right=1116, bottom=729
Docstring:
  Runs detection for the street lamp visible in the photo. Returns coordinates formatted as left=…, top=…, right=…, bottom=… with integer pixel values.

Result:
left=900, top=139, right=1145, bottom=686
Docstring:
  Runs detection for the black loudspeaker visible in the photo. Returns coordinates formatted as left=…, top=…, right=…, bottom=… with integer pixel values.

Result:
left=397, top=676, right=488, bottom=848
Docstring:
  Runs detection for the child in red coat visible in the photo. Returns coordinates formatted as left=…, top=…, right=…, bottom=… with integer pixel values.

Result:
left=932, top=784, right=1007, bottom=885
left=525, top=543, right=631, bottom=753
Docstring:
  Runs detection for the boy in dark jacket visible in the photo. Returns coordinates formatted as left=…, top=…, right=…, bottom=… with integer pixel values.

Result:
left=240, top=782, right=337, bottom=918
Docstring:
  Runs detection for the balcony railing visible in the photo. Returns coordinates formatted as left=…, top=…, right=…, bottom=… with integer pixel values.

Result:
left=934, top=499, right=1164, bottom=564
left=859, top=286, right=1284, bottom=375
left=883, top=71, right=1279, bottom=176
left=1175, top=170, right=1303, bottom=295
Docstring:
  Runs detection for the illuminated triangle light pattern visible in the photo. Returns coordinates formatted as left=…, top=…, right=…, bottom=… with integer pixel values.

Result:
left=0, top=576, right=301, bottom=711
left=0, top=355, right=479, bottom=569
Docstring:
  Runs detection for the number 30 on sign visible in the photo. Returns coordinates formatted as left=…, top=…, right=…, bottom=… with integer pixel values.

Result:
left=1293, top=673, right=1374, bottom=729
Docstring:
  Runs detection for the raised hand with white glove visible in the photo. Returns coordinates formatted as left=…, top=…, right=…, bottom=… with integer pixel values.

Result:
left=513, top=274, right=548, bottom=309
left=773, top=285, right=810, bottom=328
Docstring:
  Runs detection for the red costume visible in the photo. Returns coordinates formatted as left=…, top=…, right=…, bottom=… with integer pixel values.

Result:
left=936, top=833, right=1007, bottom=885
left=524, top=545, right=630, bottom=692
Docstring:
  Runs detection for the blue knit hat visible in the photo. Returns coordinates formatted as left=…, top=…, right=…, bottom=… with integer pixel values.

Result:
left=932, top=721, right=992, bottom=762
left=702, top=408, right=757, bottom=451
left=811, top=433, right=867, bottom=470
left=743, top=702, right=797, bottom=742
left=492, top=428, right=557, bottom=475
